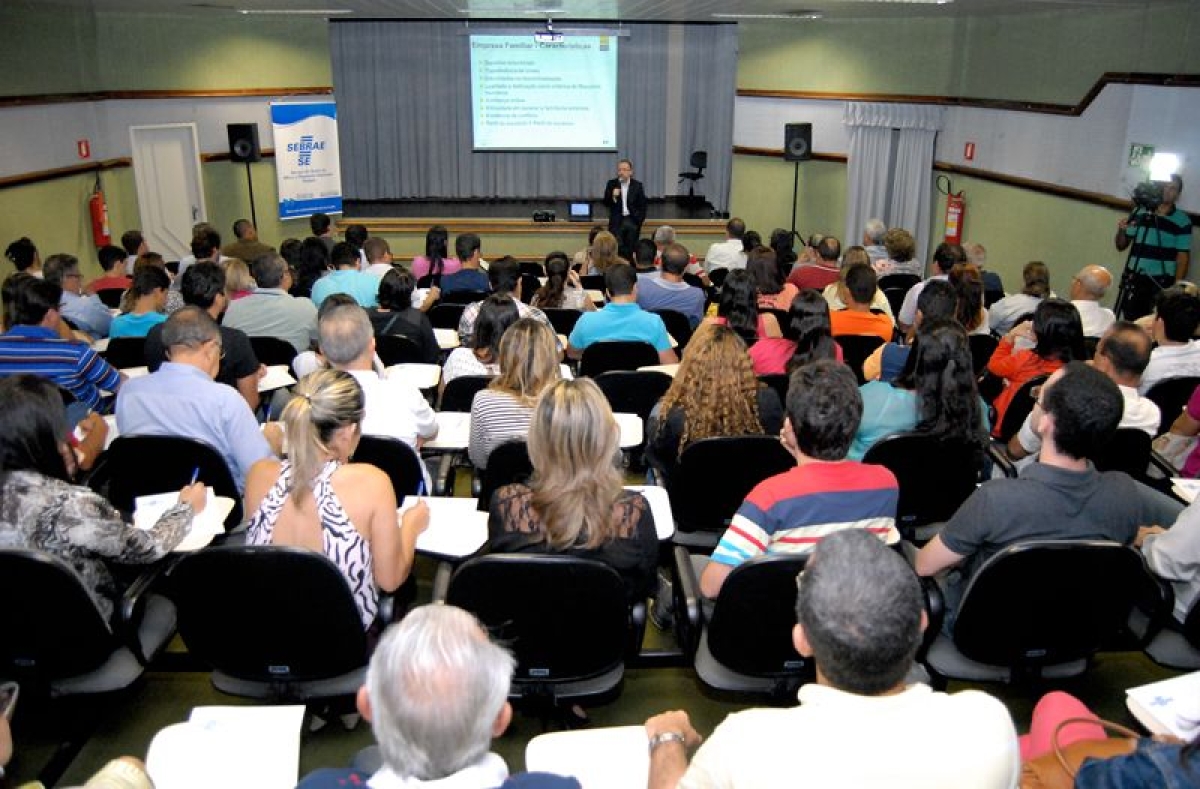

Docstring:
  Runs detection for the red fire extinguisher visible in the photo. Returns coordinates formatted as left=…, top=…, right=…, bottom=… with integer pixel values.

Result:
left=938, top=175, right=966, bottom=245
left=89, top=176, right=111, bottom=248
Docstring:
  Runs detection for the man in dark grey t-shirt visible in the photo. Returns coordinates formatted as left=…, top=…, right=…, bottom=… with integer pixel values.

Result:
left=916, top=362, right=1144, bottom=620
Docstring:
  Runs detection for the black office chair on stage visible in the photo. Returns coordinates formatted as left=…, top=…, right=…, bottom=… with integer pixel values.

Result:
left=677, top=151, right=707, bottom=197
left=352, top=435, right=425, bottom=500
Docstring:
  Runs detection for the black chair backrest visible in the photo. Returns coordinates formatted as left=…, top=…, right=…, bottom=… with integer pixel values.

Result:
left=1083, top=336, right=1101, bottom=361
left=968, top=334, right=1000, bottom=377
left=862, top=432, right=984, bottom=538
left=0, top=548, right=118, bottom=681
left=996, top=374, right=1048, bottom=443
left=441, top=289, right=489, bottom=306
left=690, top=150, right=708, bottom=171
left=518, top=274, right=541, bottom=305
left=758, top=374, right=789, bottom=406
left=707, top=553, right=813, bottom=679
left=579, top=341, right=660, bottom=378
left=439, top=375, right=494, bottom=412
left=1183, top=594, right=1200, bottom=650
left=671, top=436, right=795, bottom=536
left=95, top=288, right=126, bottom=309
left=519, top=261, right=545, bottom=278
left=650, top=309, right=693, bottom=352
left=248, top=335, right=298, bottom=368
left=416, top=273, right=440, bottom=289
left=708, top=268, right=729, bottom=289
left=352, top=435, right=425, bottom=499
left=429, top=303, right=466, bottom=330
left=167, top=545, right=369, bottom=682
left=1092, top=428, right=1152, bottom=482
left=476, top=440, right=534, bottom=512
left=89, top=435, right=243, bottom=528
left=542, top=308, right=583, bottom=336
left=578, top=274, right=605, bottom=292
left=446, top=555, right=629, bottom=683
left=373, top=334, right=425, bottom=366
left=878, top=274, right=921, bottom=317
left=834, top=335, right=886, bottom=384
left=954, top=540, right=1149, bottom=669
left=1146, top=377, right=1200, bottom=436
left=102, top=336, right=148, bottom=370
left=593, top=370, right=673, bottom=422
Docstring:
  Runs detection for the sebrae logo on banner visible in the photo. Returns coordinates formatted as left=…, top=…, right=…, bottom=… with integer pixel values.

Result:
left=288, top=135, right=326, bottom=167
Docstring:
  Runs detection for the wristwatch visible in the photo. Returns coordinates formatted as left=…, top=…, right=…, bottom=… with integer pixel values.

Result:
left=648, top=730, right=688, bottom=753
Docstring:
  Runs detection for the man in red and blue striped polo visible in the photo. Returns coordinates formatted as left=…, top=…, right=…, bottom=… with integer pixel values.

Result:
left=700, top=360, right=899, bottom=599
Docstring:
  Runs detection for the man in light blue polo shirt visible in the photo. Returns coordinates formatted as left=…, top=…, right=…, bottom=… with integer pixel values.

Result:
left=567, top=263, right=678, bottom=365
left=311, top=242, right=380, bottom=309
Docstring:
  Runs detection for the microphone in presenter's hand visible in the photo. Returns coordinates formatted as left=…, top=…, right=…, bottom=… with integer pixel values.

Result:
left=612, top=187, right=621, bottom=200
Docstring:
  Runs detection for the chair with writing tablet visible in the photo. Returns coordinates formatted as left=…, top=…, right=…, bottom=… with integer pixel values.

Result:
left=351, top=435, right=424, bottom=500
left=373, top=334, right=425, bottom=366
left=101, top=336, right=148, bottom=370
left=248, top=335, right=298, bottom=369
left=1145, top=376, right=1200, bottom=436
left=578, top=341, right=659, bottom=378
left=95, top=288, right=126, bottom=309
left=429, top=303, right=466, bottom=331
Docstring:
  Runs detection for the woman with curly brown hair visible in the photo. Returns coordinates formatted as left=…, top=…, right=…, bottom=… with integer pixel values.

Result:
left=645, top=323, right=785, bottom=485
left=586, top=230, right=627, bottom=275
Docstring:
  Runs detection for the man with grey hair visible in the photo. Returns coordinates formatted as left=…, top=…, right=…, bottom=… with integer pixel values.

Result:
left=115, top=307, right=273, bottom=491
left=319, top=303, right=437, bottom=451
left=966, top=242, right=1005, bottom=306
left=653, top=225, right=706, bottom=281
left=298, top=605, right=580, bottom=789
left=861, top=218, right=887, bottom=265
left=223, top=254, right=319, bottom=353
left=43, top=253, right=112, bottom=339
left=1069, top=264, right=1116, bottom=337
left=646, top=530, right=1018, bottom=789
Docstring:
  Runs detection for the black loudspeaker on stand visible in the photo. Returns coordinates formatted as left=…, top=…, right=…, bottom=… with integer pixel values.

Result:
left=227, top=123, right=261, bottom=228
left=783, top=123, right=813, bottom=239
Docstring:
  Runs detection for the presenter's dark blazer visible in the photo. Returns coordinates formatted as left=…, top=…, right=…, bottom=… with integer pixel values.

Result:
left=603, top=178, right=648, bottom=232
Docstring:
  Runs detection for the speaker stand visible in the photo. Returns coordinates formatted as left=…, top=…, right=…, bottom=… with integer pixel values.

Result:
left=243, top=161, right=258, bottom=229
left=790, top=160, right=801, bottom=239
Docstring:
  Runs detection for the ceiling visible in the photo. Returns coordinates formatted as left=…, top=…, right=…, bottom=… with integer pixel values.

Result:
left=22, top=0, right=1188, bottom=22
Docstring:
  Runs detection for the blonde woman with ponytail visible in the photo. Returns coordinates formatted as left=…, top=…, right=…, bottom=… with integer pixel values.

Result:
left=244, top=369, right=429, bottom=629
left=485, top=378, right=658, bottom=603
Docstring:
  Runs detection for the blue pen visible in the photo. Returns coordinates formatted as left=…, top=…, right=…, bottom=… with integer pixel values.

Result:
left=416, top=478, right=426, bottom=496
left=189, top=467, right=200, bottom=485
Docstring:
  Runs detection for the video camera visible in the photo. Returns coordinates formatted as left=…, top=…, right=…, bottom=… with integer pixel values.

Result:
left=1131, top=180, right=1165, bottom=213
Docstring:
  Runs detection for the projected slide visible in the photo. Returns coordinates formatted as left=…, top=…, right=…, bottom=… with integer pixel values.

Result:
left=470, top=34, right=618, bottom=151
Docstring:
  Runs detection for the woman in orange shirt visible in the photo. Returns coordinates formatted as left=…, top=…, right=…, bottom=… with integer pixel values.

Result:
left=987, top=298, right=1084, bottom=435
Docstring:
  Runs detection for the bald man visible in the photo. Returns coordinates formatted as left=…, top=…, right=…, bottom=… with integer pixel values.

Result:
left=1069, top=264, right=1116, bottom=338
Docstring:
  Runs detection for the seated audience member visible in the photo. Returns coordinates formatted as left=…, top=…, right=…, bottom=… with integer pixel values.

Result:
left=175, top=223, right=226, bottom=280
left=345, top=223, right=369, bottom=269
left=110, top=266, right=169, bottom=338
left=821, top=246, right=897, bottom=322
left=469, top=319, right=560, bottom=470
left=987, top=298, right=1084, bottom=434
left=786, top=235, right=841, bottom=292
left=863, top=279, right=957, bottom=383
left=116, top=308, right=273, bottom=490
left=440, top=233, right=490, bottom=294
left=828, top=263, right=894, bottom=344
left=635, top=242, right=705, bottom=328
left=699, top=361, right=899, bottom=599
left=310, top=211, right=336, bottom=253
left=632, top=237, right=659, bottom=274
left=770, top=226, right=799, bottom=271
left=120, top=229, right=148, bottom=274
left=144, top=262, right=263, bottom=410
left=132, top=252, right=186, bottom=314
left=87, top=244, right=132, bottom=294
left=647, top=528, right=1019, bottom=789
left=646, top=323, right=784, bottom=486
left=989, top=260, right=1052, bottom=335
left=5, top=237, right=41, bottom=277
left=966, top=241, right=1005, bottom=303
left=362, top=237, right=394, bottom=279
left=223, top=254, right=319, bottom=353
left=1069, top=264, right=1116, bottom=337
left=444, top=296, right=520, bottom=386
left=566, top=263, right=678, bottom=364
left=571, top=224, right=605, bottom=273
left=221, top=218, right=274, bottom=263
left=860, top=218, right=888, bottom=264
left=850, top=320, right=988, bottom=461
left=950, top=262, right=990, bottom=335
left=531, top=252, right=596, bottom=312
left=872, top=227, right=922, bottom=278
left=708, top=269, right=781, bottom=343
left=0, top=375, right=206, bottom=621
left=655, top=225, right=708, bottom=282
left=1139, top=496, right=1200, bottom=625
left=917, top=363, right=1145, bottom=624
left=1008, top=321, right=1159, bottom=463
left=412, top=224, right=461, bottom=284
left=0, top=275, right=123, bottom=416
left=297, top=605, right=580, bottom=789
left=702, top=217, right=747, bottom=273
left=222, top=258, right=255, bottom=300
left=749, top=289, right=841, bottom=376
left=897, top=242, right=966, bottom=331
left=318, top=303, right=438, bottom=452
left=292, top=237, right=331, bottom=299
left=1139, top=287, right=1200, bottom=393
left=43, top=253, right=111, bottom=339
left=310, top=242, right=380, bottom=308
left=748, top=245, right=798, bottom=312
left=486, top=378, right=658, bottom=603
left=456, top=256, right=553, bottom=345
left=368, top=267, right=439, bottom=364
left=245, top=370, right=429, bottom=629
left=586, top=230, right=625, bottom=275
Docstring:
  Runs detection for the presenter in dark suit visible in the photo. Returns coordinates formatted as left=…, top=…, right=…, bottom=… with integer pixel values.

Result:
left=604, top=158, right=647, bottom=260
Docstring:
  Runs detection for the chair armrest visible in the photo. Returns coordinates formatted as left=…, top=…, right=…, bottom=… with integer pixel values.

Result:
left=1130, top=570, right=1176, bottom=648
left=672, top=546, right=702, bottom=656
left=1149, top=449, right=1180, bottom=479
left=118, top=559, right=175, bottom=665
left=431, top=561, right=455, bottom=602
left=628, top=602, right=647, bottom=658
left=917, top=576, right=945, bottom=660
left=987, top=441, right=1018, bottom=478
left=434, top=453, right=456, bottom=497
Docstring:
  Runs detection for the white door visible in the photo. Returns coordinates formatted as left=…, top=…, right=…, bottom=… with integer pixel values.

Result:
left=129, top=124, right=206, bottom=260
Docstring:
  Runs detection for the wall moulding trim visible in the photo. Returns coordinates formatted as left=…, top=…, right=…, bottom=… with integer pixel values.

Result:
left=738, top=72, right=1200, bottom=117
left=0, top=158, right=129, bottom=189
left=0, top=86, right=333, bottom=109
